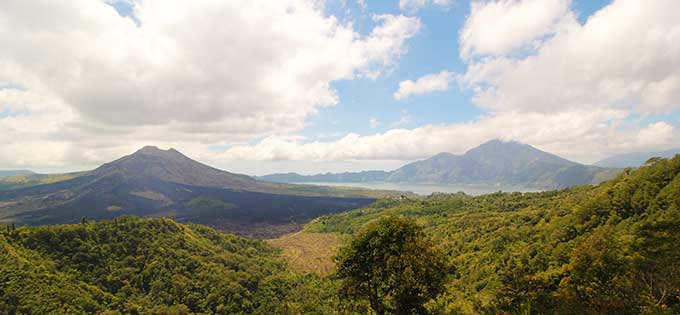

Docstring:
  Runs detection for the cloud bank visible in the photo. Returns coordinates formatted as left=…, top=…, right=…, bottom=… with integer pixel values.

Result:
left=0, top=0, right=420, bottom=170
left=1, top=0, right=678, bottom=172
left=221, top=0, right=680, bottom=165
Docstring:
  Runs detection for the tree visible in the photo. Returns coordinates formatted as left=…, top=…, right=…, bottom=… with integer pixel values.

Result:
left=334, top=216, right=447, bottom=315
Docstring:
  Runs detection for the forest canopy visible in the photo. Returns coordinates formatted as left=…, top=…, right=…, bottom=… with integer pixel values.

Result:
left=2, top=155, right=679, bottom=314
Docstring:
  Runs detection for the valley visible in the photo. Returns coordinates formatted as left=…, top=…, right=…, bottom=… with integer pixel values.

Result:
left=2, top=154, right=679, bottom=314
left=3, top=1, right=679, bottom=314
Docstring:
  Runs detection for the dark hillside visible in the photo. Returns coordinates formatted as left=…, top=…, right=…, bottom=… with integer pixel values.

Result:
left=0, top=146, right=376, bottom=238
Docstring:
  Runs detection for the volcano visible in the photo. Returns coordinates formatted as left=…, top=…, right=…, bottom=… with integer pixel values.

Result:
left=0, top=146, right=375, bottom=238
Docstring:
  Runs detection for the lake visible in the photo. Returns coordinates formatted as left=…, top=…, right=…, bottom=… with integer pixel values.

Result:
left=296, top=182, right=542, bottom=196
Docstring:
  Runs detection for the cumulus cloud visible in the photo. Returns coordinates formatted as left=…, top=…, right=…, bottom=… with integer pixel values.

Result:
left=0, top=0, right=420, bottom=170
left=459, top=0, right=572, bottom=59
left=222, top=0, right=680, bottom=166
left=394, top=70, right=453, bottom=100
left=369, top=117, right=380, bottom=128
left=461, top=0, right=680, bottom=114
left=2, top=0, right=678, bottom=173
left=217, top=109, right=680, bottom=163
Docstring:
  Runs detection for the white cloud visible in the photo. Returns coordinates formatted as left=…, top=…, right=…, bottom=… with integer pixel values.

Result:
left=369, top=117, right=380, bottom=128
left=2, top=0, right=678, bottom=174
left=394, top=70, right=453, bottom=100
left=459, top=0, right=572, bottom=59
left=218, top=0, right=680, bottom=168
left=399, top=0, right=452, bottom=13
left=461, top=0, right=680, bottom=114
left=0, top=0, right=420, bottom=170
left=217, top=109, right=680, bottom=164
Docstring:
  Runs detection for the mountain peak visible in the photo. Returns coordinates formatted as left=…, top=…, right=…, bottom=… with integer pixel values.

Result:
left=90, top=146, right=260, bottom=189
left=477, top=139, right=524, bottom=149
left=134, top=145, right=181, bottom=156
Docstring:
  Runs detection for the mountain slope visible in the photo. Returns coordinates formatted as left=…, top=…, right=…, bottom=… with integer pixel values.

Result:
left=261, top=140, right=620, bottom=190
left=0, top=170, right=34, bottom=178
left=387, top=140, right=619, bottom=188
left=0, top=146, right=375, bottom=238
left=0, top=172, right=85, bottom=191
left=304, top=154, right=680, bottom=314
left=594, top=148, right=680, bottom=168
left=0, top=216, right=298, bottom=314
left=90, top=146, right=262, bottom=190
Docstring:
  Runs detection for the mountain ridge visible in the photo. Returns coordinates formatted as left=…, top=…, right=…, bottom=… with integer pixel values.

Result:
left=0, top=146, right=376, bottom=238
left=0, top=170, right=34, bottom=178
left=261, top=140, right=620, bottom=189
left=90, top=145, right=261, bottom=190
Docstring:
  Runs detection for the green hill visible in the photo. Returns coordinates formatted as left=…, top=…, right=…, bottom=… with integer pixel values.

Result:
left=0, top=216, right=358, bottom=314
left=304, top=155, right=680, bottom=314
left=3, top=156, right=678, bottom=314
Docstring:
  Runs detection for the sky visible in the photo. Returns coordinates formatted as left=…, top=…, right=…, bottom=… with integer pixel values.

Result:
left=1, top=0, right=679, bottom=175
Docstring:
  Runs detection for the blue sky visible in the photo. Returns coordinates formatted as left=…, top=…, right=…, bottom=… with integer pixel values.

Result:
left=2, top=0, right=679, bottom=174
left=303, top=0, right=612, bottom=141
left=106, top=0, right=614, bottom=144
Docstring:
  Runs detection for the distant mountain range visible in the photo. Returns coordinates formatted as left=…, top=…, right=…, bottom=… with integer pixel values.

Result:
left=0, top=146, right=376, bottom=238
left=594, top=148, right=680, bottom=168
left=260, top=140, right=621, bottom=189
left=0, top=170, right=34, bottom=178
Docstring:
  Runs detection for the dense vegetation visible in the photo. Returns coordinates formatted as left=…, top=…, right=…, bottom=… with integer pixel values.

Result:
left=335, top=216, right=447, bottom=315
left=2, top=156, right=678, bottom=314
left=0, top=216, right=367, bottom=314
left=307, top=156, right=680, bottom=314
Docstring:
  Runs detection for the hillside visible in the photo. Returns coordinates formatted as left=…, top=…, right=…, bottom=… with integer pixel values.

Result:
left=0, top=170, right=34, bottom=178
left=0, top=216, right=352, bottom=314
left=386, top=140, right=618, bottom=188
left=0, top=172, right=86, bottom=191
left=0, top=146, right=376, bottom=238
left=595, top=148, right=680, bottom=168
left=260, top=140, right=620, bottom=190
left=301, top=155, right=680, bottom=314
left=3, top=156, right=678, bottom=314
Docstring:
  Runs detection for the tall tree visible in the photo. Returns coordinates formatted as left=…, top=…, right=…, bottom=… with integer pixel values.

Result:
left=335, top=216, right=447, bottom=315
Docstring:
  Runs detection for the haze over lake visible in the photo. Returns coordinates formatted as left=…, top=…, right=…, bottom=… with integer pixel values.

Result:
left=296, top=182, right=542, bottom=196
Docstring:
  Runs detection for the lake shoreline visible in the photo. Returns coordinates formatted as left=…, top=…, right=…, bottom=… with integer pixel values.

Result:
left=295, top=181, right=542, bottom=196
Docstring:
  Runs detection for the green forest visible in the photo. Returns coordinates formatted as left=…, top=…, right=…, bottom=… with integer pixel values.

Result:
left=0, top=216, right=362, bottom=314
left=307, top=156, right=680, bottom=314
left=2, top=156, right=680, bottom=314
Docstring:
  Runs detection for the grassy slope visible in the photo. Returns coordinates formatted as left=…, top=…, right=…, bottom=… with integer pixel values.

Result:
left=267, top=232, right=348, bottom=276
left=302, top=156, right=680, bottom=314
